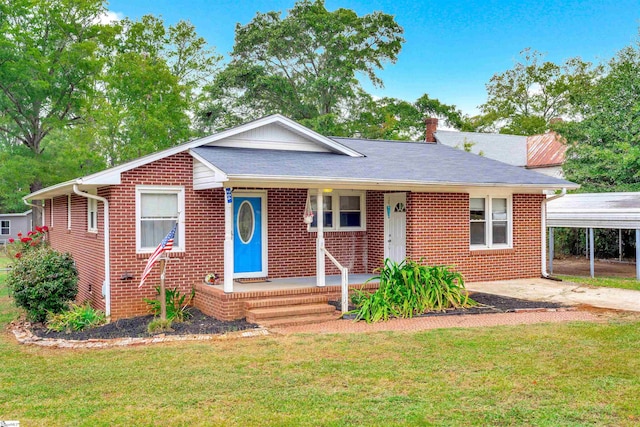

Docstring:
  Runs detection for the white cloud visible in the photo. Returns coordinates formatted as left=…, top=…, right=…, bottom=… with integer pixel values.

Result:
left=96, top=10, right=124, bottom=25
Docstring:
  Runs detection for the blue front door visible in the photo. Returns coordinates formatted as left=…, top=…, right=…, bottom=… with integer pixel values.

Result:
left=234, top=195, right=264, bottom=275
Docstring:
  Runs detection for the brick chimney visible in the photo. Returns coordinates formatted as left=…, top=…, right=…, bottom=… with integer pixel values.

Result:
left=425, top=117, right=438, bottom=143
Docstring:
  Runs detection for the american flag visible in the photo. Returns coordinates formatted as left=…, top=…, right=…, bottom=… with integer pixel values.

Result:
left=139, top=223, right=177, bottom=288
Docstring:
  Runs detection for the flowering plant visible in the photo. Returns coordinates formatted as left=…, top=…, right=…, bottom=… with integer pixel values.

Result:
left=5, top=225, right=49, bottom=259
left=204, top=273, right=219, bottom=285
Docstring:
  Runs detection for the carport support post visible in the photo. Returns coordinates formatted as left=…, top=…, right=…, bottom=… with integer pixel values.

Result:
left=549, top=227, right=554, bottom=274
left=636, top=229, right=640, bottom=280
left=316, top=189, right=325, bottom=287
left=589, top=228, right=595, bottom=278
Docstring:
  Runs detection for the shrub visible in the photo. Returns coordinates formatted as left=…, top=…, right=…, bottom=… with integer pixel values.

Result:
left=47, top=303, right=106, bottom=332
left=351, top=258, right=476, bottom=323
left=148, top=318, right=173, bottom=334
left=7, top=247, right=78, bottom=322
left=144, top=286, right=194, bottom=322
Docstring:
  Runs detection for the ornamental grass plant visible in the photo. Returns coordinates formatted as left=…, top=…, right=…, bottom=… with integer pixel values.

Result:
left=351, top=258, right=476, bottom=323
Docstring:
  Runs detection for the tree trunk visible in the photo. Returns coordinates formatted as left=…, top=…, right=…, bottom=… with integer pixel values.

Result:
left=29, top=180, right=43, bottom=227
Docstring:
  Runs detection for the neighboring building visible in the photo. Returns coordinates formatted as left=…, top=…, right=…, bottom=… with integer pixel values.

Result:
left=430, top=119, right=567, bottom=178
left=24, top=115, right=577, bottom=321
left=0, top=210, right=33, bottom=244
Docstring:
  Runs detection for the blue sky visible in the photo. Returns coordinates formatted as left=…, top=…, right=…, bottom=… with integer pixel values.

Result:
left=107, top=0, right=640, bottom=116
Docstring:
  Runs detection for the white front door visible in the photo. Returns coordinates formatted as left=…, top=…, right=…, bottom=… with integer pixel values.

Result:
left=384, top=193, right=406, bottom=263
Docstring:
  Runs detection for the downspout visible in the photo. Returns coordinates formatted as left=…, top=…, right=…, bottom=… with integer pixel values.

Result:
left=541, top=188, right=566, bottom=278
left=73, top=185, right=111, bottom=317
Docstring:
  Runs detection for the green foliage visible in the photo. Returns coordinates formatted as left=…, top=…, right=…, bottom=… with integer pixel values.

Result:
left=481, top=48, right=600, bottom=135
left=46, top=303, right=106, bottom=332
left=351, top=258, right=475, bottom=323
left=144, top=286, right=194, bottom=322
left=553, top=227, right=637, bottom=259
left=6, top=247, right=78, bottom=322
left=201, top=0, right=404, bottom=129
left=560, top=39, right=640, bottom=192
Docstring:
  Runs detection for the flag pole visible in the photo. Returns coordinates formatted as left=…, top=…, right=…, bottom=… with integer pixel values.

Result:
left=159, top=254, right=169, bottom=321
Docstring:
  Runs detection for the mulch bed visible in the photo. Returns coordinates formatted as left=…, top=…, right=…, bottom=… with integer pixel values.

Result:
left=30, top=307, right=258, bottom=341
left=28, top=292, right=566, bottom=341
left=330, top=292, right=567, bottom=319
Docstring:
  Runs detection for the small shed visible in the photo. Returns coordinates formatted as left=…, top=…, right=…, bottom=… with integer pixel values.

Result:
left=0, top=210, right=33, bottom=244
left=546, top=192, right=640, bottom=279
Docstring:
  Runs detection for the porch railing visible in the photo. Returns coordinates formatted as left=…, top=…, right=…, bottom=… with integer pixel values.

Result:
left=322, top=248, right=349, bottom=314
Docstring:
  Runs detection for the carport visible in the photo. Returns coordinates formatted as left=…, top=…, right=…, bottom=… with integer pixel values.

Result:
left=546, top=192, right=640, bottom=279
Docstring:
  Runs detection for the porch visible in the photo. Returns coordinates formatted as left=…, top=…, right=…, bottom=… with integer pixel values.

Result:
left=193, top=274, right=380, bottom=326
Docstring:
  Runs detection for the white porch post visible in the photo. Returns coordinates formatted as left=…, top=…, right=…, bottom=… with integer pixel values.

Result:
left=223, top=188, right=234, bottom=293
left=316, top=188, right=325, bottom=287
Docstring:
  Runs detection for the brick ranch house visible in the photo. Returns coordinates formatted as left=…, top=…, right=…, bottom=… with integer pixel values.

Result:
left=24, top=115, right=578, bottom=322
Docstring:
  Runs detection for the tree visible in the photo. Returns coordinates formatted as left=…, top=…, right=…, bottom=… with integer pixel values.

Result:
left=0, top=0, right=107, bottom=218
left=480, top=49, right=599, bottom=135
left=200, top=0, right=404, bottom=130
left=560, top=40, right=640, bottom=192
left=82, top=15, right=220, bottom=166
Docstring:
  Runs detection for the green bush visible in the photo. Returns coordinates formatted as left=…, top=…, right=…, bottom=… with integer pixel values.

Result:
left=47, top=303, right=106, bottom=332
left=144, top=286, right=194, bottom=322
left=7, top=247, right=78, bottom=322
left=351, top=258, right=476, bottom=323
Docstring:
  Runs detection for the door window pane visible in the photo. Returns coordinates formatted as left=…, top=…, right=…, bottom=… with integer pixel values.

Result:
left=237, top=201, right=255, bottom=244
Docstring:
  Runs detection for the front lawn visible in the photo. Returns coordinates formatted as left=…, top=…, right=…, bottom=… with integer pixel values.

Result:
left=1, top=277, right=639, bottom=425
left=559, top=275, right=640, bottom=291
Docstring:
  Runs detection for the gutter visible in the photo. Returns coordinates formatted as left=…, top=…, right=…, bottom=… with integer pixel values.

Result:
left=23, top=199, right=44, bottom=225
left=73, top=185, right=111, bottom=317
left=541, top=188, right=567, bottom=278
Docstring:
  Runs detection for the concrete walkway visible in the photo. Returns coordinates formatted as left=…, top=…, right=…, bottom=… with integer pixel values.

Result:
left=467, top=278, right=640, bottom=312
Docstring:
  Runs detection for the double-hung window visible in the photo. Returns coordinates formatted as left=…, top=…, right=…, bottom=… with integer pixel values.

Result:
left=0, top=220, right=9, bottom=235
left=308, top=191, right=366, bottom=231
left=136, top=186, right=185, bottom=253
left=470, top=195, right=511, bottom=249
left=87, top=190, right=98, bottom=233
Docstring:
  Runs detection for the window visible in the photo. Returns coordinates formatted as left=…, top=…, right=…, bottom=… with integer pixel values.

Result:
left=136, top=186, right=185, bottom=252
left=87, top=190, right=98, bottom=232
left=469, top=195, right=511, bottom=249
left=0, top=220, right=9, bottom=235
left=308, top=191, right=365, bottom=231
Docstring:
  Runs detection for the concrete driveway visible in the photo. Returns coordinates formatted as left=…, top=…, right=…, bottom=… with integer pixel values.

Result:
left=467, top=278, right=640, bottom=312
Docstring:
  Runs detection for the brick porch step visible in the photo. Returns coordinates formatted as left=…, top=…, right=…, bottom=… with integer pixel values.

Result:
left=246, top=303, right=337, bottom=323
left=257, top=312, right=340, bottom=328
left=244, top=295, right=329, bottom=309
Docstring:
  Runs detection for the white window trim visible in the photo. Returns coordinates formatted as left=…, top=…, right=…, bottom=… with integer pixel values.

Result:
left=469, top=194, right=513, bottom=250
left=135, top=185, right=186, bottom=253
left=0, top=220, right=10, bottom=235
left=307, top=190, right=367, bottom=232
left=86, top=190, right=98, bottom=233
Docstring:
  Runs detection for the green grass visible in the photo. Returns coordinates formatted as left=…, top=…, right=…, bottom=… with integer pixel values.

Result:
left=1, top=277, right=640, bottom=425
left=0, top=253, right=12, bottom=269
left=559, top=275, right=640, bottom=291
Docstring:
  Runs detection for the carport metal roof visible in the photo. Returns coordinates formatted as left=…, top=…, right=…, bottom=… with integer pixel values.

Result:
left=546, top=192, right=640, bottom=280
left=547, top=192, right=640, bottom=229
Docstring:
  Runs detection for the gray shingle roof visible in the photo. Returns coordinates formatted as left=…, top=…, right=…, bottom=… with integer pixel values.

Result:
left=435, top=130, right=528, bottom=167
left=191, top=137, right=576, bottom=188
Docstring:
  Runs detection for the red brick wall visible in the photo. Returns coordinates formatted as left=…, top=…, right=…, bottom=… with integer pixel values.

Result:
left=48, top=193, right=106, bottom=311
left=406, top=192, right=544, bottom=282
left=266, top=188, right=375, bottom=277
